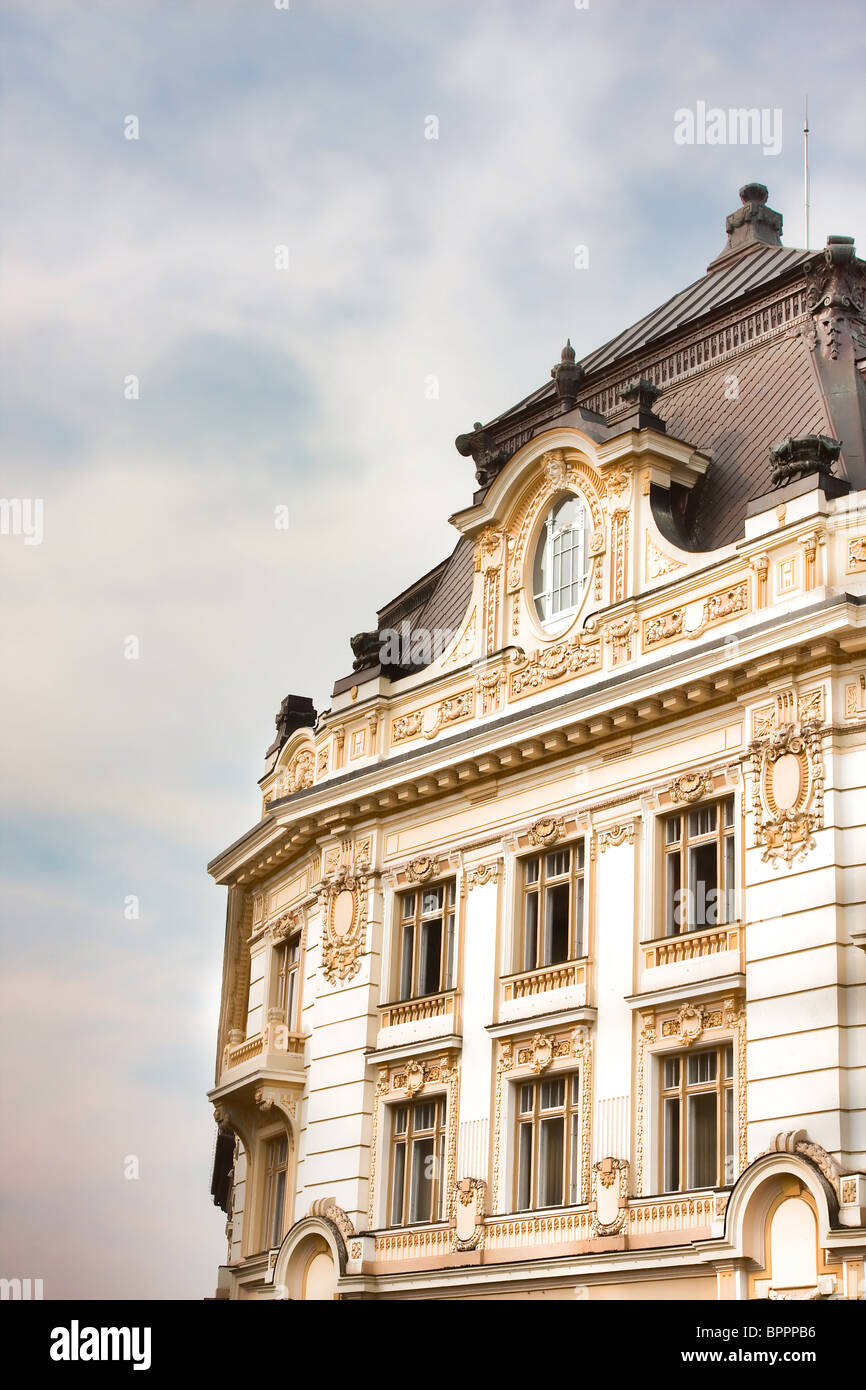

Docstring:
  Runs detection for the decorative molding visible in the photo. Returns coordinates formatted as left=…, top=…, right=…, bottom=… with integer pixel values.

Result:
left=462, top=861, right=501, bottom=893
left=666, top=770, right=715, bottom=804
left=646, top=534, right=685, bottom=581
left=308, top=1197, right=355, bottom=1244
left=476, top=666, right=505, bottom=715
left=453, top=1177, right=487, bottom=1252
left=643, top=580, right=749, bottom=650
left=749, top=716, right=825, bottom=869
left=526, top=816, right=566, bottom=848
left=597, top=822, right=635, bottom=852
left=605, top=614, right=638, bottom=667
left=844, top=674, right=866, bottom=721
left=391, top=689, right=475, bottom=746
left=758, top=1130, right=847, bottom=1199
left=404, top=855, right=439, bottom=885
left=591, top=1157, right=629, bottom=1237
left=368, top=1053, right=461, bottom=1228
left=492, top=1025, right=593, bottom=1211
left=508, top=633, right=602, bottom=699
left=634, top=997, right=745, bottom=1194
left=319, top=868, right=369, bottom=986
left=846, top=536, right=866, bottom=572
left=255, top=1086, right=298, bottom=1122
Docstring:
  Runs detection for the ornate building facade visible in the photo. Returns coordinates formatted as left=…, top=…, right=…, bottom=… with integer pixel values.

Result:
left=208, top=185, right=866, bottom=1301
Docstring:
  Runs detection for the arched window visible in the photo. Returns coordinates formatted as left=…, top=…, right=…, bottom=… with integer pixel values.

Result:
left=532, top=494, right=590, bottom=624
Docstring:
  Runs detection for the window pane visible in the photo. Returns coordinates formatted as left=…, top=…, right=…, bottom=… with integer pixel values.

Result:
left=399, top=924, right=414, bottom=999
left=723, top=1045, right=734, bottom=1079
left=724, top=1087, right=735, bottom=1186
left=444, top=916, right=455, bottom=991
left=688, top=805, right=717, bottom=837
left=724, top=834, right=736, bottom=923
left=286, top=971, right=297, bottom=1029
left=571, top=1074, right=580, bottom=1105
left=538, top=1117, right=564, bottom=1206
left=390, top=1143, right=406, bottom=1225
left=524, top=891, right=538, bottom=971
left=276, top=1135, right=288, bottom=1164
left=419, top=918, right=442, bottom=994
left=394, top=1106, right=408, bottom=1136
left=546, top=849, right=570, bottom=878
left=687, top=1092, right=717, bottom=1188
left=689, top=841, right=718, bottom=929
left=569, top=1111, right=580, bottom=1204
left=525, top=857, right=539, bottom=886
left=544, top=882, right=570, bottom=965
left=409, top=1138, right=434, bottom=1222
left=414, top=1102, right=435, bottom=1131
left=665, top=815, right=681, bottom=845
left=540, top=1078, right=565, bottom=1110
left=663, top=1056, right=680, bottom=1089
left=576, top=840, right=585, bottom=871
left=421, top=886, right=442, bottom=915
left=687, top=1050, right=716, bottom=1085
left=401, top=892, right=415, bottom=918
left=723, top=796, right=734, bottom=828
left=665, top=850, right=682, bottom=936
left=664, top=1097, right=680, bottom=1191
left=271, top=1169, right=286, bottom=1246
left=574, top=877, right=585, bottom=958
left=519, top=1084, right=534, bottom=1114
left=517, top=1122, right=533, bottom=1210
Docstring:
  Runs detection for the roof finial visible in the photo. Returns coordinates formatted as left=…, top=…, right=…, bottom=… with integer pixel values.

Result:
left=708, top=183, right=783, bottom=270
left=551, top=337, right=583, bottom=410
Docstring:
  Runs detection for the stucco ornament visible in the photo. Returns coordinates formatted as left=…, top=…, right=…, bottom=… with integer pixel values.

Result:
left=749, top=718, right=824, bottom=868
left=319, top=867, right=369, bottom=985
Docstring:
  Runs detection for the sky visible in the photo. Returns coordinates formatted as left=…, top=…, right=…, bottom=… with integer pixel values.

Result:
left=1, top=0, right=864, bottom=1300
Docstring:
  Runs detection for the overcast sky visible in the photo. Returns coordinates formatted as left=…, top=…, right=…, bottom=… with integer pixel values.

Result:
left=1, top=0, right=864, bottom=1299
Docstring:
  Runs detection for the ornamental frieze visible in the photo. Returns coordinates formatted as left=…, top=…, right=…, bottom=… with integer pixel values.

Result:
left=508, top=633, right=602, bottom=699
left=643, top=579, right=749, bottom=650
left=847, top=537, right=866, bottom=572
left=391, top=688, right=474, bottom=746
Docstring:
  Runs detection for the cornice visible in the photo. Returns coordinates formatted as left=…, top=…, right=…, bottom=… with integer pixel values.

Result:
left=208, top=593, right=862, bottom=887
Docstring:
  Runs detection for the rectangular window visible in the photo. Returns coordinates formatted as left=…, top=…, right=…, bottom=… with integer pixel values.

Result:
left=520, top=843, right=586, bottom=971
left=661, top=1043, right=734, bottom=1192
left=274, top=933, right=301, bottom=1032
left=262, top=1133, right=289, bottom=1249
left=388, top=1097, right=447, bottom=1226
left=395, top=882, right=456, bottom=1000
left=662, top=796, right=736, bottom=936
left=514, top=1072, right=581, bottom=1211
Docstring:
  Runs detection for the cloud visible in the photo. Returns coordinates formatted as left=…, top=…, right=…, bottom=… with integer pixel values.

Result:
left=2, top=0, right=864, bottom=1298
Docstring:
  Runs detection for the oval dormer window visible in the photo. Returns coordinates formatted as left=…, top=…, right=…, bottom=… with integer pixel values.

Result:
left=532, top=494, right=590, bottom=626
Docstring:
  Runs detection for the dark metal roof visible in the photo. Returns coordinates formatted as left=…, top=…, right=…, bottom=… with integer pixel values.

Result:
left=659, top=331, right=830, bottom=548
left=580, top=246, right=812, bottom=376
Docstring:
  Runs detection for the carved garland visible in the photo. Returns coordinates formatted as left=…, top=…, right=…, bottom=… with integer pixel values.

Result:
left=643, top=580, right=750, bottom=650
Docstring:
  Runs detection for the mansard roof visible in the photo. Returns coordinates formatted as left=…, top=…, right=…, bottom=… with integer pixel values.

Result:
left=333, top=182, right=866, bottom=695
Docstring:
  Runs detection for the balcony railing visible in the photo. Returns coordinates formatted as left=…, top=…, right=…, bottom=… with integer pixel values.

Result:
left=222, top=1026, right=305, bottom=1073
left=368, top=1194, right=715, bottom=1265
left=379, top=990, right=457, bottom=1029
left=641, top=924, right=743, bottom=972
left=502, top=960, right=587, bottom=1001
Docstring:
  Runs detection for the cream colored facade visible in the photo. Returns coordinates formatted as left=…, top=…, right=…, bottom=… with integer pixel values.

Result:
left=207, top=198, right=866, bottom=1301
